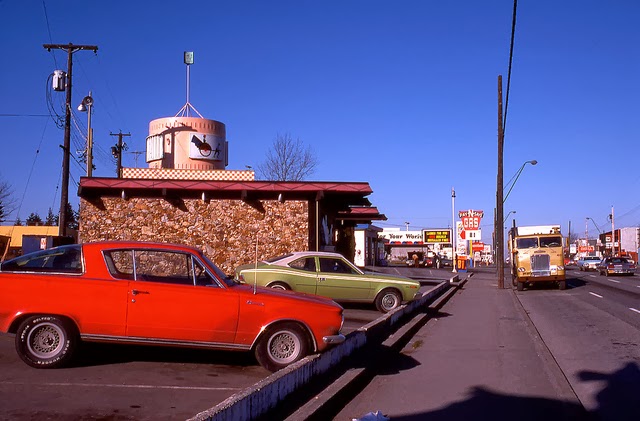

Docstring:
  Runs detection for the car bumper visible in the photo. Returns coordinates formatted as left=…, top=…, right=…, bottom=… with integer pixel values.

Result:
left=323, top=334, right=346, bottom=344
left=608, top=269, right=635, bottom=274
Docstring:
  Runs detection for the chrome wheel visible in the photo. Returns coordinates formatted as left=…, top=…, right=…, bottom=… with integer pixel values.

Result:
left=375, top=289, right=401, bottom=313
left=255, top=323, right=309, bottom=372
left=27, top=322, right=65, bottom=358
left=267, top=329, right=301, bottom=365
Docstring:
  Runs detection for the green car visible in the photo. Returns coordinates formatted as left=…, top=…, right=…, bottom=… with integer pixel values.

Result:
left=235, top=251, right=422, bottom=313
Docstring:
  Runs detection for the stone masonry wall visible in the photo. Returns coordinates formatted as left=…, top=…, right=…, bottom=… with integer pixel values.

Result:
left=79, top=197, right=309, bottom=275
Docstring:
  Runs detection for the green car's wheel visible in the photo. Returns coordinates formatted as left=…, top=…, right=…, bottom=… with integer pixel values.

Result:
left=269, top=282, right=290, bottom=291
left=375, top=289, right=402, bottom=313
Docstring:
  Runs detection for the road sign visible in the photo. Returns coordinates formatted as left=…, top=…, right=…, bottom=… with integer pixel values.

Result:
left=466, top=230, right=481, bottom=240
left=458, top=209, right=484, bottom=231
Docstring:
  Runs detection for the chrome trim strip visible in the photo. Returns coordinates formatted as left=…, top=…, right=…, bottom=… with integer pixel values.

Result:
left=323, top=334, right=345, bottom=344
left=80, top=334, right=251, bottom=351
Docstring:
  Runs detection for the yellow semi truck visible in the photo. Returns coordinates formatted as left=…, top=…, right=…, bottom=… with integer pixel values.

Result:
left=507, top=224, right=566, bottom=291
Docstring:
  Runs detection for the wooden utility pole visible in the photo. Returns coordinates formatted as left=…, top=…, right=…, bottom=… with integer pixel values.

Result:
left=43, top=43, right=98, bottom=237
left=497, top=75, right=505, bottom=289
left=110, top=131, right=130, bottom=178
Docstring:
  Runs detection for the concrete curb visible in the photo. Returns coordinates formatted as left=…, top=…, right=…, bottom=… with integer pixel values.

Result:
left=188, top=278, right=456, bottom=421
left=284, top=274, right=469, bottom=420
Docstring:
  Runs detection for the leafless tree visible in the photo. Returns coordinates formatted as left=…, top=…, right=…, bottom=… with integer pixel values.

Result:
left=0, top=178, right=17, bottom=224
left=256, top=133, right=318, bottom=181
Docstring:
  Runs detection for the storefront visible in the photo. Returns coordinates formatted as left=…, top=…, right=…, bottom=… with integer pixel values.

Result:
left=378, top=228, right=453, bottom=266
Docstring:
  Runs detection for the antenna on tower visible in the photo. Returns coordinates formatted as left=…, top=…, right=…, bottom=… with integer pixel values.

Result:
left=175, top=51, right=204, bottom=118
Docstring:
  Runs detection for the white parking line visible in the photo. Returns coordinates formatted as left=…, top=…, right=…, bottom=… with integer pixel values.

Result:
left=589, top=292, right=603, bottom=298
left=630, top=308, right=640, bottom=315
left=608, top=279, right=621, bottom=283
left=0, top=381, right=240, bottom=391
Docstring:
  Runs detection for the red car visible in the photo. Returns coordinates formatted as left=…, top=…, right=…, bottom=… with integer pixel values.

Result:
left=0, top=241, right=345, bottom=372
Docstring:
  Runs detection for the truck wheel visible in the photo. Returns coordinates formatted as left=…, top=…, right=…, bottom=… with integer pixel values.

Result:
left=558, top=281, right=566, bottom=290
left=516, top=281, right=524, bottom=291
left=15, top=315, right=77, bottom=368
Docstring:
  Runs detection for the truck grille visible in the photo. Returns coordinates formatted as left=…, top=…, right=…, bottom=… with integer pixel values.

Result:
left=530, top=254, right=551, bottom=276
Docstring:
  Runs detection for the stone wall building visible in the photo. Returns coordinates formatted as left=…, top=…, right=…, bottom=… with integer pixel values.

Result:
left=78, top=174, right=384, bottom=274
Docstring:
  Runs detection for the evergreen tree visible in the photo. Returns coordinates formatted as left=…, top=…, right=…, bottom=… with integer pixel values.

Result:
left=45, top=208, right=57, bottom=226
left=26, top=212, right=43, bottom=226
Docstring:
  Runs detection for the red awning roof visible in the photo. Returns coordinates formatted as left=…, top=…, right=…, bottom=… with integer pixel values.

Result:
left=336, top=206, right=387, bottom=221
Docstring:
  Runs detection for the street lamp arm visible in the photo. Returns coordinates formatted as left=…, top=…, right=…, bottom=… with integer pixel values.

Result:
left=586, top=217, right=603, bottom=234
left=503, top=160, right=537, bottom=203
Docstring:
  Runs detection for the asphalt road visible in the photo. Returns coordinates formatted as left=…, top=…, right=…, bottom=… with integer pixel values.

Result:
left=518, top=268, right=640, bottom=418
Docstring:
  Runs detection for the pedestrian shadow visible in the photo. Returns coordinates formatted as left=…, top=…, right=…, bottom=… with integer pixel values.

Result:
left=384, top=386, right=589, bottom=421
left=578, top=361, right=640, bottom=420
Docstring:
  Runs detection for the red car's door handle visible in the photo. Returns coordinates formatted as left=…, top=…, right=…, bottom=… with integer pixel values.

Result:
left=131, top=289, right=150, bottom=295
left=318, top=277, right=326, bottom=282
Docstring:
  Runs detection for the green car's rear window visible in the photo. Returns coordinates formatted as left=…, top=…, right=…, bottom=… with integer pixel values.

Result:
left=265, top=253, right=293, bottom=263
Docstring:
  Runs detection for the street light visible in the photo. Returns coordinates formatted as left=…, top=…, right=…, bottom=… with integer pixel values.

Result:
left=452, top=187, right=457, bottom=273
left=504, top=210, right=516, bottom=224
left=586, top=217, right=602, bottom=235
left=504, top=160, right=537, bottom=203
left=78, top=92, right=94, bottom=177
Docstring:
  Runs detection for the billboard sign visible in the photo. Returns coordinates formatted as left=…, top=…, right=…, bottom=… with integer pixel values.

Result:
left=424, top=230, right=451, bottom=243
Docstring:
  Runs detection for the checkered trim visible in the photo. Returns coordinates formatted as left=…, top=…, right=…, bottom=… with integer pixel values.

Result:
left=122, top=168, right=255, bottom=181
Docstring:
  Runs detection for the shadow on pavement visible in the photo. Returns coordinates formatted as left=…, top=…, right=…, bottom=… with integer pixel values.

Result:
left=387, top=386, right=590, bottom=421
left=578, top=362, right=640, bottom=421
left=73, top=342, right=257, bottom=369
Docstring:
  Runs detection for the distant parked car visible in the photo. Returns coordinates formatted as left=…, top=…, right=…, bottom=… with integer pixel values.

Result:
left=236, top=251, right=422, bottom=313
left=597, top=256, right=636, bottom=276
left=424, top=251, right=442, bottom=268
left=577, top=256, right=601, bottom=271
left=0, top=242, right=346, bottom=372
left=440, top=255, right=453, bottom=267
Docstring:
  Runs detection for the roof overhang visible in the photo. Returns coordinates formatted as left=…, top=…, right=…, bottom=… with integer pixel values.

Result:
left=78, top=177, right=374, bottom=205
left=336, top=206, right=387, bottom=222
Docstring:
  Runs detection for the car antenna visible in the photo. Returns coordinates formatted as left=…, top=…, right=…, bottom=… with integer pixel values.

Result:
left=253, top=234, right=258, bottom=295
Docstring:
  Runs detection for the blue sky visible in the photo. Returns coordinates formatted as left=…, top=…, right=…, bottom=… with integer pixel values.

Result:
left=1, top=0, right=639, bottom=244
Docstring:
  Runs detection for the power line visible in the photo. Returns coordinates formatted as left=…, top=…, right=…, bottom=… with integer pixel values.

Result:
left=0, top=114, right=49, bottom=118
left=503, top=0, right=518, bottom=136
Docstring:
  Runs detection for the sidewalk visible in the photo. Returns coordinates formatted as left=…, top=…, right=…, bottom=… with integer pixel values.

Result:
left=333, top=267, right=588, bottom=421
